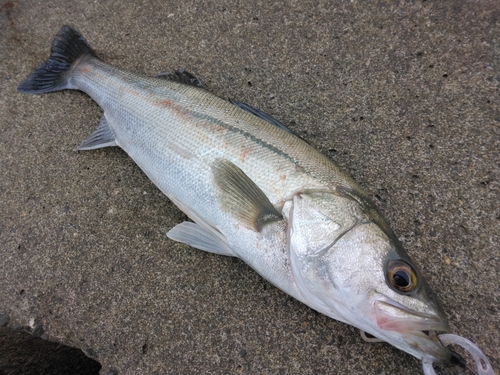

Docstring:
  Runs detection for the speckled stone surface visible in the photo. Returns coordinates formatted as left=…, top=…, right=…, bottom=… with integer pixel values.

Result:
left=1, top=1, right=498, bottom=374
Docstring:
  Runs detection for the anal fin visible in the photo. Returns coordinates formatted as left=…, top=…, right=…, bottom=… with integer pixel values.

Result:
left=78, top=115, right=116, bottom=150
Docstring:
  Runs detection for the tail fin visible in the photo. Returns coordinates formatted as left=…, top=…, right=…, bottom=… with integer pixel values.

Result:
left=18, top=25, right=97, bottom=94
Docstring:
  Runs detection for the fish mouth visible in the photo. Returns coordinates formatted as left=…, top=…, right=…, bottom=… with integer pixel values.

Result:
left=374, top=300, right=452, bottom=362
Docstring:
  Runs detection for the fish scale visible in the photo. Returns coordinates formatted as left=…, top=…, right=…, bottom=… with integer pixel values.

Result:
left=74, top=56, right=341, bottom=212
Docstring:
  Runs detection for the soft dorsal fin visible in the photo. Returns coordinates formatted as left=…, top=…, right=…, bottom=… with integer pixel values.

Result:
left=212, top=159, right=282, bottom=232
left=155, top=69, right=203, bottom=87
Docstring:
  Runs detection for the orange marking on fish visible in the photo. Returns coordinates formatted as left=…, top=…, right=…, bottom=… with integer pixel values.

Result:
left=81, top=67, right=89, bottom=73
left=240, top=149, right=249, bottom=162
left=153, top=99, right=173, bottom=107
left=280, top=175, right=287, bottom=180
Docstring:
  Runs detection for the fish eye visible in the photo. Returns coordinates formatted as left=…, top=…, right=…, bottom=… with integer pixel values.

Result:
left=386, top=260, right=418, bottom=293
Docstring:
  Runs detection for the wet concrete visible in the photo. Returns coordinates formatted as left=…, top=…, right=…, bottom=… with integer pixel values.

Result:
left=1, top=1, right=499, bottom=374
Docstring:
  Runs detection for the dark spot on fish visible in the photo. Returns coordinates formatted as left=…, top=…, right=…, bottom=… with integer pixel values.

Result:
left=240, top=349, right=247, bottom=357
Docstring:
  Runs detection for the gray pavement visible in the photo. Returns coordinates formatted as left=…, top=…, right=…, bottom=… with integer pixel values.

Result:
left=1, top=1, right=499, bottom=374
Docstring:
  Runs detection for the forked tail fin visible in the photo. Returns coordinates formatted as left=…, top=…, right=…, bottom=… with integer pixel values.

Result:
left=18, top=25, right=97, bottom=94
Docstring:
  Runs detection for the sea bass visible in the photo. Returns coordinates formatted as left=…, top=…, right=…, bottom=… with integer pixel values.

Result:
left=19, top=26, right=453, bottom=365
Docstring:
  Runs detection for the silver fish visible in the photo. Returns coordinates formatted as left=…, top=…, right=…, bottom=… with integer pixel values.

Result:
left=19, top=26, right=453, bottom=365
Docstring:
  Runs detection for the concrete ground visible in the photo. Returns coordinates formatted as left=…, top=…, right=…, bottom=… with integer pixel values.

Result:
left=1, top=1, right=499, bottom=374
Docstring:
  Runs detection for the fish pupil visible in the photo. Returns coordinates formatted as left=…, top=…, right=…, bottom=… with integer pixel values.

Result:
left=393, top=271, right=410, bottom=287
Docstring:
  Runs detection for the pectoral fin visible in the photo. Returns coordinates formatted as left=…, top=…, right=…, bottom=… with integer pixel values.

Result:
left=212, top=159, right=282, bottom=232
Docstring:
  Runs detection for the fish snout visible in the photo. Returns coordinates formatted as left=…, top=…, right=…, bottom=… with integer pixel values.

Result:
left=374, top=300, right=452, bottom=363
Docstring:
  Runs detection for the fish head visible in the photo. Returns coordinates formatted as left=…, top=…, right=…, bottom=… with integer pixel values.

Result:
left=286, top=189, right=451, bottom=363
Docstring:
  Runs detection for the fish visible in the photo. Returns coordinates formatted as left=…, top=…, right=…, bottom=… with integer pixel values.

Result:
left=18, top=25, right=454, bottom=366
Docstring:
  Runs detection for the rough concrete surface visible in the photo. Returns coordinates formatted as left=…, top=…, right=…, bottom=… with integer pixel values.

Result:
left=1, top=1, right=499, bottom=374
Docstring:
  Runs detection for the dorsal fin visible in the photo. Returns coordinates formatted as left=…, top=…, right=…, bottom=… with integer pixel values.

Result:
left=154, top=71, right=304, bottom=141
left=155, top=69, right=203, bottom=87
left=229, top=100, right=307, bottom=142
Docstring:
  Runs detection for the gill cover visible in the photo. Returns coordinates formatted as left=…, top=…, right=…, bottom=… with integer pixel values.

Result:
left=287, top=190, right=367, bottom=321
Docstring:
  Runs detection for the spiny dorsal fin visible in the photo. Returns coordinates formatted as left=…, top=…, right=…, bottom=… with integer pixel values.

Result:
left=229, top=100, right=293, bottom=133
left=229, top=99, right=310, bottom=145
left=155, top=69, right=203, bottom=87
left=212, top=159, right=282, bottom=232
